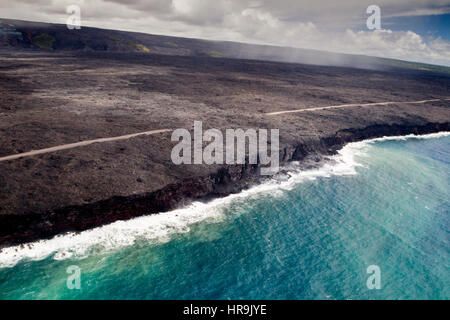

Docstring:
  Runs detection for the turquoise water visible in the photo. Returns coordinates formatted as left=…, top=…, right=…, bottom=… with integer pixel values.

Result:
left=0, top=134, right=448, bottom=300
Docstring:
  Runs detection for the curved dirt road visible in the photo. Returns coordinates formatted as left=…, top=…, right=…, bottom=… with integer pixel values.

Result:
left=266, top=98, right=449, bottom=116
left=0, top=129, right=172, bottom=162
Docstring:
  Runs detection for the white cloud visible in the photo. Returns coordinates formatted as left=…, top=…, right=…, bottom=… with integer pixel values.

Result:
left=338, top=30, right=449, bottom=65
left=219, top=7, right=450, bottom=66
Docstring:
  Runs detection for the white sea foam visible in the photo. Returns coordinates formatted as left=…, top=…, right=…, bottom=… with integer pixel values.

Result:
left=360, top=131, right=450, bottom=142
left=0, top=132, right=448, bottom=268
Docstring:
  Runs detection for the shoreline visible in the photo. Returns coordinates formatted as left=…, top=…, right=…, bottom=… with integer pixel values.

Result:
left=0, top=128, right=448, bottom=268
left=0, top=122, right=448, bottom=249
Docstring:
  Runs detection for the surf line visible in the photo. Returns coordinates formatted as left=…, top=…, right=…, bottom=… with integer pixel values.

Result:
left=0, top=129, right=172, bottom=162
left=266, top=98, right=449, bottom=116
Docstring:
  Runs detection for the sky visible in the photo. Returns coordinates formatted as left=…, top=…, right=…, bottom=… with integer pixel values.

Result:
left=1, top=0, right=449, bottom=66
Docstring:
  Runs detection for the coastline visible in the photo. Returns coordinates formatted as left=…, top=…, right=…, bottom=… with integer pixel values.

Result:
left=0, top=122, right=448, bottom=251
left=1, top=14, right=450, bottom=301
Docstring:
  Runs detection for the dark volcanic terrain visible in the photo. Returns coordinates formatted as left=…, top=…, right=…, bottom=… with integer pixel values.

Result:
left=0, top=21, right=449, bottom=246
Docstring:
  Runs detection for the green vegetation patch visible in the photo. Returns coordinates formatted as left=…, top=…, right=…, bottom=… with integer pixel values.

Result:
left=109, top=36, right=150, bottom=53
left=127, top=41, right=150, bottom=53
left=135, top=43, right=150, bottom=53
left=32, top=33, right=55, bottom=50
left=165, top=41, right=178, bottom=47
left=205, top=51, right=224, bottom=58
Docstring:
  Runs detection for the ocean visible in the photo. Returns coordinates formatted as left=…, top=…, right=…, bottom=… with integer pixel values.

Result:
left=0, top=133, right=448, bottom=300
